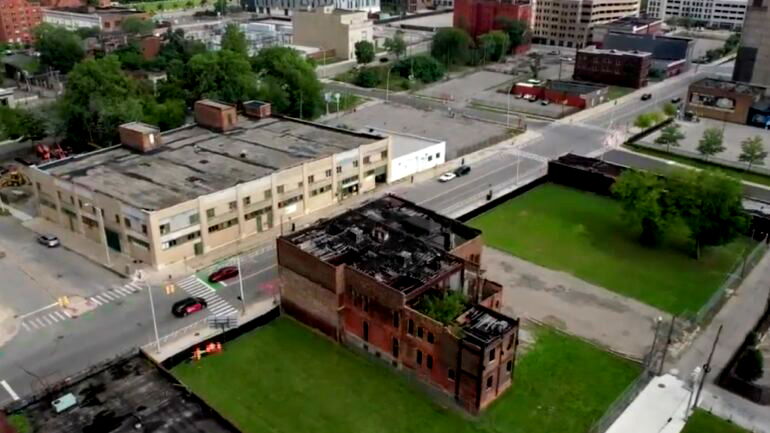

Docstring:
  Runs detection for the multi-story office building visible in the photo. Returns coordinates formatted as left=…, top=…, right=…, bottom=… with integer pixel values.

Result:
left=453, top=0, right=532, bottom=40
left=243, top=0, right=380, bottom=16
left=293, top=6, right=373, bottom=60
left=0, top=0, right=42, bottom=44
left=645, top=0, right=747, bottom=30
left=24, top=100, right=394, bottom=269
left=532, top=0, right=640, bottom=48
left=278, top=195, right=520, bottom=413
left=733, top=0, right=770, bottom=86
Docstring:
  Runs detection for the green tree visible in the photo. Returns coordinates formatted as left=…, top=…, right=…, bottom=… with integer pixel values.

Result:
left=478, top=30, right=510, bottom=63
left=495, top=17, right=528, bottom=50
left=59, top=56, right=144, bottom=148
left=354, top=40, right=375, bottom=64
left=612, top=170, right=676, bottom=246
left=431, top=27, right=473, bottom=67
left=393, top=55, right=444, bottom=83
left=33, top=24, right=85, bottom=73
left=528, top=52, right=542, bottom=79
left=221, top=23, right=249, bottom=57
left=184, top=50, right=259, bottom=104
left=655, top=123, right=685, bottom=152
left=0, top=106, right=47, bottom=140
left=114, top=43, right=146, bottom=70
left=663, top=102, right=678, bottom=117
left=384, top=31, right=407, bottom=59
left=739, top=136, right=767, bottom=171
left=74, top=27, right=100, bottom=39
left=735, top=348, right=764, bottom=382
left=634, top=113, right=655, bottom=129
left=670, top=170, right=747, bottom=259
left=251, top=46, right=324, bottom=119
left=354, top=68, right=380, bottom=88
left=121, top=17, right=155, bottom=35
left=143, top=98, right=187, bottom=131
left=697, top=127, right=725, bottom=161
left=414, top=291, right=468, bottom=325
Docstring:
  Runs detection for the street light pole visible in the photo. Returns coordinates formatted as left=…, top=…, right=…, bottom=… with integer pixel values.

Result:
left=140, top=274, right=161, bottom=354
left=236, top=254, right=246, bottom=314
left=385, top=66, right=392, bottom=103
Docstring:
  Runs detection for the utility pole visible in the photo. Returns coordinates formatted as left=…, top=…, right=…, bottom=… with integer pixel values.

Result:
left=693, top=324, right=723, bottom=412
left=658, top=315, right=677, bottom=376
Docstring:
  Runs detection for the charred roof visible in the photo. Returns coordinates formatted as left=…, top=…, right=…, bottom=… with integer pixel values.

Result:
left=460, top=306, right=519, bottom=346
left=284, top=195, right=476, bottom=295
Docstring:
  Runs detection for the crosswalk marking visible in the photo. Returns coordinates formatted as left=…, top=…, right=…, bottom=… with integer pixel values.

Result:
left=175, top=276, right=238, bottom=317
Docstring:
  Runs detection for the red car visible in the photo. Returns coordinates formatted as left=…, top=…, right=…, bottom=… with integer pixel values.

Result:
left=209, top=266, right=238, bottom=283
left=172, top=297, right=208, bottom=318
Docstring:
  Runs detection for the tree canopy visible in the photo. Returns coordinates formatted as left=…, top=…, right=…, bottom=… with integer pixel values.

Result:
left=384, top=31, right=407, bottom=59
left=354, top=40, right=375, bottom=64
left=251, top=46, right=324, bottom=119
left=121, top=17, right=155, bottom=35
left=612, top=170, right=676, bottom=246
left=0, top=106, right=47, bottom=141
left=183, top=50, right=259, bottom=105
left=393, top=55, right=444, bottom=83
left=697, top=127, right=725, bottom=160
left=34, top=24, right=85, bottom=73
left=431, top=28, right=473, bottom=67
left=478, top=30, right=510, bottom=63
left=495, top=17, right=528, bottom=50
left=220, top=23, right=249, bottom=57
left=654, top=123, right=685, bottom=152
left=738, top=136, right=767, bottom=171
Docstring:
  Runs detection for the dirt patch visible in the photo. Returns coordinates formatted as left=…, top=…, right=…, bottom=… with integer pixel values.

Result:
left=484, top=246, right=667, bottom=359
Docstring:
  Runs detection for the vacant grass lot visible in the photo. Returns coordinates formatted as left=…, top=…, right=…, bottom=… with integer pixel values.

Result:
left=469, top=183, right=753, bottom=314
left=173, top=318, right=640, bottom=433
left=681, top=409, right=750, bottom=433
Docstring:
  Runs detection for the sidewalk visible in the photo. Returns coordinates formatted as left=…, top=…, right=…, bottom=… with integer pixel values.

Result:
left=673, top=247, right=770, bottom=431
left=606, top=374, right=691, bottom=433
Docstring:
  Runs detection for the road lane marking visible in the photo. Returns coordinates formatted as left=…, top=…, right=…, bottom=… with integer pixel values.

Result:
left=18, top=302, right=59, bottom=319
left=95, top=295, right=109, bottom=303
left=242, top=264, right=278, bottom=281
left=1, top=380, right=19, bottom=401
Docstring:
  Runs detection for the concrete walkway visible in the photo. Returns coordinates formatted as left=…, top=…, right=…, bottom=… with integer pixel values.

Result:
left=673, top=248, right=770, bottom=432
left=483, top=247, right=666, bottom=359
left=606, top=375, right=691, bottom=433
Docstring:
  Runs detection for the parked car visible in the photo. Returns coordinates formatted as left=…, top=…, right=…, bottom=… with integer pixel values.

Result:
left=171, top=297, right=208, bottom=318
left=454, top=165, right=471, bottom=176
left=438, top=172, right=456, bottom=182
left=209, top=266, right=238, bottom=283
left=379, top=57, right=389, bottom=63
left=37, top=234, right=60, bottom=248
left=540, top=100, right=550, bottom=106
left=641, top=93, right=652, bottom=101
left=671, top=97, right=682, bottom=104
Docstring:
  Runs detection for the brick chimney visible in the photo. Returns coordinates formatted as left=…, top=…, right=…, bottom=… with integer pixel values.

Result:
left=118, top=122, right=162, bottom=153
left=194, top=100, right=238, bottom=132
left=243, top=100, right=272, bottom=119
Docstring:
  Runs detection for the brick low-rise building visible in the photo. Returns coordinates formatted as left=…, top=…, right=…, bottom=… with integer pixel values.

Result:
left=573, top=47, right=652, bottom=89
left=277, top=195, right=519, bottom=413
left=453, top=0, right=531, bottom=52
left=687, top=78, right=767, bottom=124
left=0, top=0, right=42, bottom=44
left=515, top=79, right=608, bottom=109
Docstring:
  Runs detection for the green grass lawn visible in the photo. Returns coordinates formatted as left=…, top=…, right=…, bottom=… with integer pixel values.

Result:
left=7, top=414, right=31, bottom=433
left=681, top=409, right=750, bottom=433
left=469, top=183, right=753, bottom=314
left=608, top=86, right=634, bottom=100
left=173, top=318, right=640, bottom=433
left=624, top=143, right=770, bottom=188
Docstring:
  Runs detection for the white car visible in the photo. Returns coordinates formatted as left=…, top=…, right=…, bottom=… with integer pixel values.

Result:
left=37, top=234, right=60, bottom=248
left=438, top=172, right=456, bottom=182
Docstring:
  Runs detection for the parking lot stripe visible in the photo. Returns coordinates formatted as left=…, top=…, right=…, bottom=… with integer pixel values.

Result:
left=1, top=380, right=20, bottom=401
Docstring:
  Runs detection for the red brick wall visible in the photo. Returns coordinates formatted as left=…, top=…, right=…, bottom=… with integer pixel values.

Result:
left=140, top=36, right=161, bottom=60
left=279, top=266, right=341, bottom=339
left=277, top=239, right=342, bottom=293
left=0, top=0, right=41, bottom=44
left=194, top=101, right=238, bottom=131
left=574, top=51, right=651, bottom=89
left=451, top=236, right=484, bottom=265
left=454, top=0, right=531, bottom=47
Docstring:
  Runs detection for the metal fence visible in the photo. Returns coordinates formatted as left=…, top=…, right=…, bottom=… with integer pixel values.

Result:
left=684, top=240, right=769, bottom=326
left=587, top=370, right=653, bottom=433
left=145, top=316, right=210, bottom=350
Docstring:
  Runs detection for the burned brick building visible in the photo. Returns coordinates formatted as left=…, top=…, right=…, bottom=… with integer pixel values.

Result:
left=277, top=195, right=519, bottom=413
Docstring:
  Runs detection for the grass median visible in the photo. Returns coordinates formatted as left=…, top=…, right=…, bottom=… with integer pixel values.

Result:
left=469, top=183, right=753, bottom=315
left=172, top=317, right=640, bottom=433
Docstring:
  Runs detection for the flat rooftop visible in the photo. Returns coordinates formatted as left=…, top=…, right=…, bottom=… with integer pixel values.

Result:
left=579, top=47, right=652, bottom=58
left=692, top=78, right=767, bottom=96
left=459, top=306, right=518, bottom=346
left=41, top=116, right=382, bottom=210
left=600, top=16, right=661, bottom=29
left=284, top=195, right=473, bottom=295
left=14, top=354, right=238, bottom=433
left=365, top=127, right=443, bottom=159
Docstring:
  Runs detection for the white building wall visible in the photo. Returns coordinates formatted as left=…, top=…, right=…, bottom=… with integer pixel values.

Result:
left=43, top=10, right=102, bottom=30
left=388, top=141, right=446, bottom=183
left=646, top=0, right=746, bottom=29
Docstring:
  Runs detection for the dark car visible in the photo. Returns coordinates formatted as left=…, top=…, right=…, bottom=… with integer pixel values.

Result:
left=641, top=93, right=652, bottom=101
left=172, top=297, right=208, bottom=318
left=454, top=165, right=471, bottom=176
left=209, top=266, right=238, bottom=283
left=671, top=97, right=682, bottom=104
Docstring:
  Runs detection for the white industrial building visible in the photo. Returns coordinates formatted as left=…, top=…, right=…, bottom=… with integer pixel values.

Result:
left=366, top=128, right=446, bottom=183
left=646, top=0, right=747, bottom=30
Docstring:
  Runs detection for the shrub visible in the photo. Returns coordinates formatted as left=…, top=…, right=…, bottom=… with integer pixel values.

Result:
left=393, top=55, right=445, bottom=83
left=354, top=68, right=380, bottom=88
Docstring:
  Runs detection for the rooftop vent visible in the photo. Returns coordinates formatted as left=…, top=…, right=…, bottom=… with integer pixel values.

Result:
left=119, top=122, right=162, bottom=153
left=243, top=100, right=272, bottom=119
left=194, top=99, right=237, bottom=132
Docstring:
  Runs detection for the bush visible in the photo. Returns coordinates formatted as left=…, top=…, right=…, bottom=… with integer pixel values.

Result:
left=734, top=348, right=764, bottom=382
left=354, top=40, right=375, bottom=64
left=393, top=55, right=445, bottom=83
left=354, top=68, right=381, bottom=88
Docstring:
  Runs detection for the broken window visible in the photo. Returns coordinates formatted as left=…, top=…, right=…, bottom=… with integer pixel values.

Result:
left=427, top=332, right=434, bottom=344
left=416, top=350, right=422, bottom=365
left=427, top=355, right=433, bottom=369
left=392, top=338, right=399, bottom=358
left=486, top=376, right=493, bottom=389
left=417, top=327, right=424, bottom=339
left=392, top=311, right=400, bottom=329
left=506, top=360, right=512, bottom=372
left=363, top=321, right=369, bottom=342
left=407, top=319, right=415, bottom=335
left=448, top=369, right=455, bottom=381
left=489, top=348, right=496, bottom=362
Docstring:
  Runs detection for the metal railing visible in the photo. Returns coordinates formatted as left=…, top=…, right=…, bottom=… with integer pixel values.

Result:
left=587, top=370, right=653, bottom=433
left=145, top=317, right=210, bottom=350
